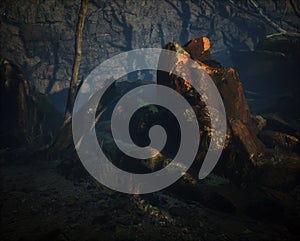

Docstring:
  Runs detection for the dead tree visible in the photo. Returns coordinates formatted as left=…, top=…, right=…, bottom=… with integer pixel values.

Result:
left=65, top=0, right=89, bottom=122
left=48, top=0, right=89, bottom=155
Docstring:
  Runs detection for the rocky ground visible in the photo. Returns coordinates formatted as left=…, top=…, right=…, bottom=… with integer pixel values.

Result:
left=1, top=155, right=298, bottom=241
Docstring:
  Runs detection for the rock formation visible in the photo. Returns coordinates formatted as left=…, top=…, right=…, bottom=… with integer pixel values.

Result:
left=52, top=36, right=299, bottom=186
left=0, top=57, right=61, bottom=148
left=156, top=37, right=267, bottom=181
left=0, top=57, right=30, bottom=133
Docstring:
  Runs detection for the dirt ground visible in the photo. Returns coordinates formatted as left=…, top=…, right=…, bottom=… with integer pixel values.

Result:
left=1, top=155, right=298, bottom=241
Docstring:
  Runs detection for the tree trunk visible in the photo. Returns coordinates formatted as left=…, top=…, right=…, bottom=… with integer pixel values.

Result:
left=64, top=0, right=89, bottom=122
left=48, top=0, right=88, bottom=156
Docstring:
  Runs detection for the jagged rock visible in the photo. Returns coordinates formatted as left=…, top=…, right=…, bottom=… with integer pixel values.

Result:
left=257, top=155, right=300, bottom=190
left=157, top=37, right=265, bottom=168
left=183, top=37, right=211, bottom=62
left=171, top=172, right=299, bottom=230
left=259, top=130, right=299, bottom=150
left=230, top=119, right=258, bottom=157
left=251, top=115, right=267, bottom=133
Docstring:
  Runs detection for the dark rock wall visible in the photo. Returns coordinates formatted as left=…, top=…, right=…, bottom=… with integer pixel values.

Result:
left=0, top=0, right=299, bottom=112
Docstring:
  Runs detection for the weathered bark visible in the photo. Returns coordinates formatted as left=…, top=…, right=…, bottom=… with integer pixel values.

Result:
left=64, top=0, right=89, bottom=122
left=49, top=0, right=88, bottom=155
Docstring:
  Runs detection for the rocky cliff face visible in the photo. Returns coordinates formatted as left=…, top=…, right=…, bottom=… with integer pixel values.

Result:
left=1, top=0, right=299, bottom=112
